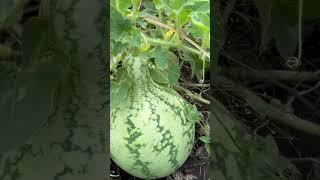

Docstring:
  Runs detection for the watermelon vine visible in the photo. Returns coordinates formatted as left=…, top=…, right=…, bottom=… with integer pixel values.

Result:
left=110, top=0, right=210, bottom=179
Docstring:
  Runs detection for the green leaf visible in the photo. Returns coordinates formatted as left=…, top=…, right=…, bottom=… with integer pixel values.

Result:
left=114, top=0, right=140, bottom=17
left=176, top=8, right=192, bottom=28
left=199, top=136, right=209, bottom=143
left=154, top=0, right=195, bottom=28
left=189, top=11, right=209, bottom=32
left=193, top=0, right=210, bottom=13
left=189, top=11, right=210, bottom=48
left=110, top=6, right=132, bottom=42
left=121, top=28, right=141, bottom=47
left=115, top=0, right=132, bottom=16
left=111, top=68, right=131, bottom=109
left=150, top=54, right=180, bottom=85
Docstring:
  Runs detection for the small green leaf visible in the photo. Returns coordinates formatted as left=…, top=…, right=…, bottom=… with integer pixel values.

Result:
left=176, top=8, right=192, bottom=28
left=154, top=0, right=195, bottom=28
left=115, top=0, right=132, bottom=16
left=111, top=6, right=133, bottom=42
left=199, top=136, right=209, bottom=143
left=150, top=68, right=169, bottom=84
left=150, top=54, right=180, bottom=85
left=111, top=69, right=131, bottom=109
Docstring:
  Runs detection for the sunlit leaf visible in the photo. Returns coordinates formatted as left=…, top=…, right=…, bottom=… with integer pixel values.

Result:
left=190, top=12, right=209, bottom=32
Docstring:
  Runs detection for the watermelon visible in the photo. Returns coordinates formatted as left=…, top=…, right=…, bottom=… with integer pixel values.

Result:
left=110, top=56, right=198, bottom=179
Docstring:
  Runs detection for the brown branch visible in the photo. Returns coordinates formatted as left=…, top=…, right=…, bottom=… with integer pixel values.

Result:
left=290, top=157, right=320, bottom=165
left=180, top=82, right=210, bottom=88
left=287, top=81, right=320, bottom=106
left=220, top=67, right=320, bottom=83
left=220, top=52, right=320, bottom=119
left=175, top=85, right=210, bottom=105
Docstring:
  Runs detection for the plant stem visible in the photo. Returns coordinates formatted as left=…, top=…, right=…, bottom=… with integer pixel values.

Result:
left=142, top=34, right=203, bottom=57
left=181, top=82, right=210, bottom=88
left=221, top=51, right=320, bottom=119
left=181, top=32, right=210, bottom=59
left=141, top=16, right=210, bottom=59
left=175, top=85, right=210, bottom=105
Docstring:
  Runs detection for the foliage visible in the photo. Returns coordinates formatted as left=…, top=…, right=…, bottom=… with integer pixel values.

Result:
left=110, top=0, right=210, bottom=84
